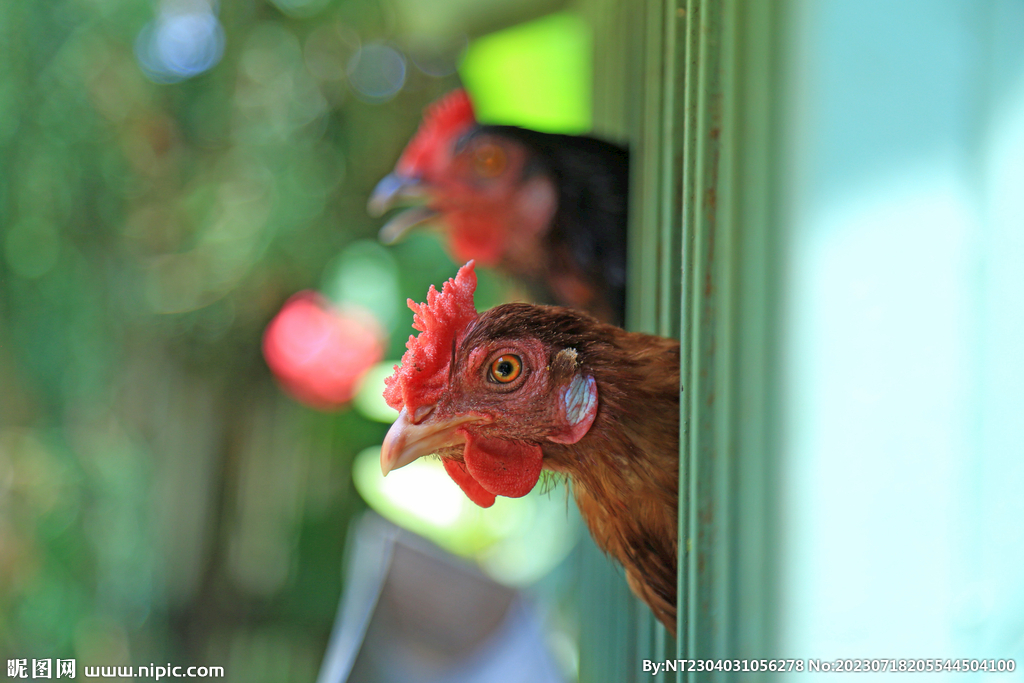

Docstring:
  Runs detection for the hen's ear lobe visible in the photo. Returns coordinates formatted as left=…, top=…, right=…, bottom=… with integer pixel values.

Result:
left=547, top=373, right=598, bottom=445
left=517, top=176, right=557, bottom=239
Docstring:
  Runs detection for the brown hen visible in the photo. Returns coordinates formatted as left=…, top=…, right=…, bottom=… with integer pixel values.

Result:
left=380, top=262, right=679, bottom=633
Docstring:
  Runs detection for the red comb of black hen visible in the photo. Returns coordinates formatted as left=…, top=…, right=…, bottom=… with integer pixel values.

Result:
left=396, top=89, right=476, bottom=178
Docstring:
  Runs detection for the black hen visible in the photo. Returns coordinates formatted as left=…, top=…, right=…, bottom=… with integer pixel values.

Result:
left=368, top=89, right=630, bottom=324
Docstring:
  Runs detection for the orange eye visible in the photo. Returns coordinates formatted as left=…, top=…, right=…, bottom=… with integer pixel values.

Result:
left=488, top=355, right=522, bottom=383
left=473, top=143, right=507, bottom=178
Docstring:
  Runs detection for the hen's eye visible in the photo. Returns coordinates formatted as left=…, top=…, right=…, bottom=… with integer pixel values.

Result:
left=473, top=143, right=507, bottom=178
left=488, top=355, right=522, bottom=383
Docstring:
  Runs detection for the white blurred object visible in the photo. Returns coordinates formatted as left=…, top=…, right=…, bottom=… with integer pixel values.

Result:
left=350, top=446, right=580, bottom=587
left=135, top=0, right=225, bottom=83
left=780, top=0, right=1024, bottom=670
left=346, top=43, right=407, bottom=103
left=317, top=513, right=565, bottom=683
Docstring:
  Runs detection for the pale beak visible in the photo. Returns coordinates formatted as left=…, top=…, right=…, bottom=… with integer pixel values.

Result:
left=380, top=406, right=477, bottom=476
left=367, top=173, right=439, bottom=245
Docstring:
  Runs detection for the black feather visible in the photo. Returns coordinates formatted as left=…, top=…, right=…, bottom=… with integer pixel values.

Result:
left=469, top=125, right=630, bottom=325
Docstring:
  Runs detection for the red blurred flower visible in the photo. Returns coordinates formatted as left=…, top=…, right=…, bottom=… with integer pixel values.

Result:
left=263, top=292, right=384, bottom=410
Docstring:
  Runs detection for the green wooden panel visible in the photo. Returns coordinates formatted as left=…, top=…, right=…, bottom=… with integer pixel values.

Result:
left=678, top=0, right=785, bottom=678
left=578, top=0, right=786, bottom=679
left=680, top=0, right=727, bottom=664
left=721, top=0, right=784, bottom=664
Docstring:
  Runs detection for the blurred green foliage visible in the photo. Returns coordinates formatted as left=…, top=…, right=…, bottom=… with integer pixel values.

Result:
left=0, top=0, right=589, bottom=679
left=0, top=0, right=494, bottom=678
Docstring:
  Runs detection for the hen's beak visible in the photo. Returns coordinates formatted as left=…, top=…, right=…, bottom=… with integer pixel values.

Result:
left=367, top=173, right=439, bottom=245
left=380, top=406, right=476, bottom=476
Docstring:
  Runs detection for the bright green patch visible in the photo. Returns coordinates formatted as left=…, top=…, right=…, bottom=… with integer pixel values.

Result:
left=460, top=12, right=592, bottom=134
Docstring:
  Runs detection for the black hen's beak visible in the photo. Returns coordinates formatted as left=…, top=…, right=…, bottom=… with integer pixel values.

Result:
left=367, top=173, right=439, bottom=245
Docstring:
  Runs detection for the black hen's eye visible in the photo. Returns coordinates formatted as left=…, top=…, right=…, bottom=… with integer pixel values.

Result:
left=473, top=143, right=507, bottom=178
left=488, top=355, right=522, bottom=383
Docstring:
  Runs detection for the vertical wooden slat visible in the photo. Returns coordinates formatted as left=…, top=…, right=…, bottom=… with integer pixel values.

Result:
left=632, top=0, right=664, bottom=671
left=655, top=0, right=688, bottom=671
left=626, top=0, right=659, bottom=336
left=677, top=0, right=786, bottom=679
left=654, top=0, right=686, bottom=671
left=726, top=0, right=784, bottom=663
left=658, top=0, right=685, bottom=341
left=681, top=0, right=726, bottom=666
left=677, top=0, right=700, bottom=673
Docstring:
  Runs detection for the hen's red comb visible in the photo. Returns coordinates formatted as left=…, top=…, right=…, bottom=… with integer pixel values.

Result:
left=383, top=261, right=479, bottom=413
left=396, top=89, right=477, bottom=177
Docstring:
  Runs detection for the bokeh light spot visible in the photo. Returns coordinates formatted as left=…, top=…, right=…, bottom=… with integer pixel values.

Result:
left=409, top=36, right=467, bottom=78
left=321, top=239, right=400, bottom=331
left=135, top=4, right=225, bottom=84
left=263, top=293, right=385, bottom=410
left=346, top=42, right=406, bottom=103
left=352, top=362, right=401, bottom=423
left=460, top=12, right=592, bottom=133
left=352, top=447, right=580, bottom=586
left=240, top=23, right=302, bottom=85
left=303, top=24, right=360, bottom=82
